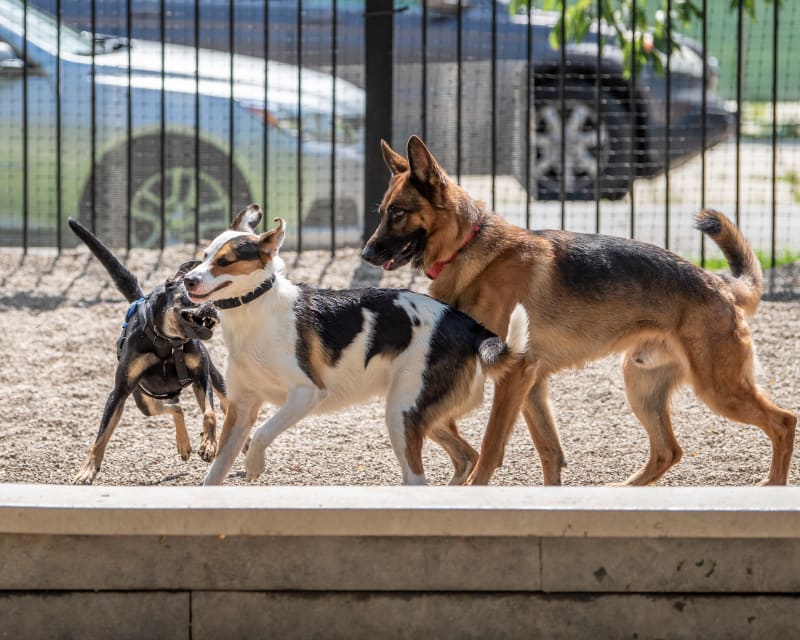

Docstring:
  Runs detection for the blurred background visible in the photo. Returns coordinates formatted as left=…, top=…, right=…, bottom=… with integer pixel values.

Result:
left=0, top=0, right=797, bottom=269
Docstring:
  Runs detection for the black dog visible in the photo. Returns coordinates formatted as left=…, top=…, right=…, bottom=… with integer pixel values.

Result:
left=69, top=218, right=227, bottom=484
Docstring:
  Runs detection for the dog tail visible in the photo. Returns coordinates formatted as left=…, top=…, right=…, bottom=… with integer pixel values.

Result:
left=68, top=217, right=144, bottom=303
left=477, top=304, right=529, bottom=379
left=695, top=209, right=763, bottom=316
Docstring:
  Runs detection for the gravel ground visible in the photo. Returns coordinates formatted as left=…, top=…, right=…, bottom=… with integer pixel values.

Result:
left=1, top=244, right=798, bottom=487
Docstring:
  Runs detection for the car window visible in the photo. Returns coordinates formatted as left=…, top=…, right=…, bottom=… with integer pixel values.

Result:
left=0, top=0, right=93, bottom=55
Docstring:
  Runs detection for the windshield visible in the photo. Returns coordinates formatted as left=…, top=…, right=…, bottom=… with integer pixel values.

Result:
left=0, top=0, right=93, bottom=55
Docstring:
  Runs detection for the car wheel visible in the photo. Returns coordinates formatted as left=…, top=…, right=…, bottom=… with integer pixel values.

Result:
left=514, top=80, right=633, bottom=201
left=79, top=136, right=252, bottom=248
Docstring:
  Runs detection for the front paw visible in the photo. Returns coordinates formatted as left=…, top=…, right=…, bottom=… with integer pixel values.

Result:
left=244, top=447, right=265, bottom=482
left=72, top=462, right=98, bottom=485
left=198, top=437, right=217, bottom=462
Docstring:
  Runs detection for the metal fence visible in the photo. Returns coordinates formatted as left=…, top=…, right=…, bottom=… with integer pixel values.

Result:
left=1, top=0, right=798, bottom=268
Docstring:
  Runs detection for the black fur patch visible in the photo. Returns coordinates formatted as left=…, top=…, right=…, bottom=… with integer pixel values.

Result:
left=695, top=213, right=723, bottom=236
left=294, top=286, right=415, bottom=381
left=228, top=237, right=262, bottom=261
left=540, top=231, right=712, bottom=300
left=405, top=307, right=496, bottom=428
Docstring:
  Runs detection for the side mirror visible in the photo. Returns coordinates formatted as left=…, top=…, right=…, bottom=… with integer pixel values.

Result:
left=0, top=42, right=24, bottom=73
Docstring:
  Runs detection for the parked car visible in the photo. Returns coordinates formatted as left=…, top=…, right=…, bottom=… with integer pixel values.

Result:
left=0, top=0, right=364, bottom=248
left=41, top=0, right=734, bottom=201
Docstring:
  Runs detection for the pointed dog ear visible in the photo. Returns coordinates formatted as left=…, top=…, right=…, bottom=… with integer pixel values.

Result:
left=406, top=135, right=447, bottom=199
left=167, top=259, right=201, bottom=285
left=381, top=139, right=409, bottom=175
left=230, top=203, right=263, bottom=233
left=259, top=218, right=286, bottom=258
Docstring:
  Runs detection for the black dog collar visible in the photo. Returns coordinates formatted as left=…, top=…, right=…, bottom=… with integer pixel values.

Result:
left=214, top=274, right=276, bottom=309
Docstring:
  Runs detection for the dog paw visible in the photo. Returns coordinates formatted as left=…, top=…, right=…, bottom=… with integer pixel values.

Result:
left=244, top=448, right=265, bottom=482
left=72, top=464, right=98, bottom=485
left=178, top=444, right=192, bottom=462
left=198, top=438, right=217, bottom=463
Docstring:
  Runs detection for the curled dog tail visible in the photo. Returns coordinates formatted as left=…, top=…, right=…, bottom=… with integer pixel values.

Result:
left=68, top=217, right=144, bottom=303
left=477, top=304, right=529, bottom=380
left=695, top=209, right=763, bottom=317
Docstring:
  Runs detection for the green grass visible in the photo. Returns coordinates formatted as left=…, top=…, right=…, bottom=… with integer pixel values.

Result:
left=695, top=249, right=800, bottom=271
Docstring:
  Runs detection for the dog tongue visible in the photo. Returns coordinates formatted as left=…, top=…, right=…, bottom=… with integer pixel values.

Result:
left=383, top=260, right=393, bottom=271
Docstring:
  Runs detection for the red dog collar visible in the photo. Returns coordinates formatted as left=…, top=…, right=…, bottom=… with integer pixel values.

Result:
left=425, top=222, right=482, bottom=280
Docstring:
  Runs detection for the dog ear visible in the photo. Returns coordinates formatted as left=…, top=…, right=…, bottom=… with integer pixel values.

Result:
left=167, top=259, right=202, bottom=285
left=230, top=203, right=263, bottom=233
left=259, top=218, right=286, bottom=258
left=381, top=139, right=409, bottom=175
left=406, top=135, right=447, bottom=200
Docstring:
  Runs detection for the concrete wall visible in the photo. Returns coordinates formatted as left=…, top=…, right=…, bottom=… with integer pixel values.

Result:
left=1, top=484, right=799, bottom=639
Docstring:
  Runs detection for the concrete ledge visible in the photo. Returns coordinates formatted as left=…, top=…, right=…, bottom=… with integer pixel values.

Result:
left=3, top=485, right=800, bottom=638
left=2, top=484, right=800, bottom=538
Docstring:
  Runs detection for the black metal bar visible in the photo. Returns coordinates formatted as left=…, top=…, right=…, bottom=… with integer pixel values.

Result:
left=421, top=0, right=427, bottom=141
left=735, top=0, right=743, bottom=228
left=594, top=0, right=601, bottom=232
left=229, top=0, right=235, bottom=217
left=628, top=0, right=636, bottom=239
left=91, top=0, right=97, bottom=234
left=490, top=0, right=497, bottom=210
left=665, top=0, right=671, bottom=250
left=559, top=0, right=565, bottom=228
left=362, top=0, right=394, bottom=243
left=159, top=0, right=166, bottom=250
left=456, top=0, right=462, bottom=181
left=194, top=0, right=200, bottom=246
left=525, top=0, right=532, bottom=230
left=329, top=0, right=337, bottom=256
left=297, top=0, right=303, bottom=252
left=268, top=2, right=270, bottom=229
left=56, top=0, right=62, bottom=252
left=700, top=0, right=707, bottom=266
left=22, top=0, right=28, bottom=252
left=126, top=0, right=133, bottom=250
left=771, top=0, right=778, bottom=269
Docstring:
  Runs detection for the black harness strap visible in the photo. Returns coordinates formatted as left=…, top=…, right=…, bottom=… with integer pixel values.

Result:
left=137, top=303, right=192, bottom=390
left=115, top=297, right=193, bottom=400
left=214, top=274, right=276, bottom=309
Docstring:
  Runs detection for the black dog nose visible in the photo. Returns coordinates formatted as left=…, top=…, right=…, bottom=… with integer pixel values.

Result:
left=184, top=275, right=200, bottom=291
left=361, top=244, right=377, bottom=263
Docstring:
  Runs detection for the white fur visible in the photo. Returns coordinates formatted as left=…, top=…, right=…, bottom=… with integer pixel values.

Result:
left=185, top=234, right=523, bottom=486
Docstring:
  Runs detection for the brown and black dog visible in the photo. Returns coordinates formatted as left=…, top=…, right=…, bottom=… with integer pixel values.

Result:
left=362, top=135, right=797, bottom=486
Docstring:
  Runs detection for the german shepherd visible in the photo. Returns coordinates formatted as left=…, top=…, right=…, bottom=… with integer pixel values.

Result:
left=182, top=205, right=527, bottom=486
left=69, top=218, right=227, bottom=484
left=361, top=135, right=797, bottom=486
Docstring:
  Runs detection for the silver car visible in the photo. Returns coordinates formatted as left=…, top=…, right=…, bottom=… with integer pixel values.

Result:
left=0, top=0, right=364, bottom=248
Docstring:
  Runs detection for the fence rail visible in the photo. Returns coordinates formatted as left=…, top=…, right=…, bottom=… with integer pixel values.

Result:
left=0, top=0, right=797, bottom=268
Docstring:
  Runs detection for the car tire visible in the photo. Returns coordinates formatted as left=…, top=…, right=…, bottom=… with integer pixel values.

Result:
left=79, top=135, right=252, bottom=248
left=514, top=78, right=633, bottom=201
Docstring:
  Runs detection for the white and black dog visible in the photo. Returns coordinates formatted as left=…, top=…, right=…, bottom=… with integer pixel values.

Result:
left=183, top=204, right=528, bottom=485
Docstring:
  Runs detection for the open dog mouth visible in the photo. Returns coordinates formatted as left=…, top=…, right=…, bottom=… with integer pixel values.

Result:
left=179, top=303, right=219, bottom=338
left=187, top=281, right=231, bottom=302
left=380, top=230, right=427, bottom=272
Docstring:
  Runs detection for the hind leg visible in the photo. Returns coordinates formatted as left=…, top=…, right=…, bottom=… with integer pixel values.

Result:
left=617, top=356, right=684, bottom=486
left=522, top=378, right=567, bottom=486
left=428, top=420, right=479, bottom=485
left=692, top=339, right=797, bottom=485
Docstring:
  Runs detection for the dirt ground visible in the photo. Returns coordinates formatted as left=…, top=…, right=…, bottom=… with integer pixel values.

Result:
left=1, top=243, right=798, bottom=487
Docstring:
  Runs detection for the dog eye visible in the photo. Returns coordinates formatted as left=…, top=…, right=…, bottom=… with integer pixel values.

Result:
left=388, top=205, right=405, bottom=220
left=216, top=256, right=234, bottom=267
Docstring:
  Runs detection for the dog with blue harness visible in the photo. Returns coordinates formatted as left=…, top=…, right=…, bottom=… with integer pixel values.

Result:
left=69, top=218, right=227, bottom=484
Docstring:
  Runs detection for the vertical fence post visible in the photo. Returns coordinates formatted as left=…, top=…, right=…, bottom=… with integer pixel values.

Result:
left=362, top=0, right=394, bottom=244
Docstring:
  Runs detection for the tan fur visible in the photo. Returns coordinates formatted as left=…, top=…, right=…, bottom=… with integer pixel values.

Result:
left=366, top=136, right=797, bottom=486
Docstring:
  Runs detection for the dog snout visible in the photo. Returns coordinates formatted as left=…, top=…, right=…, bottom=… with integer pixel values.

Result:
left=361, top=243, right=379, bottom=265
left=184, top=274, right=201, bottom=292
